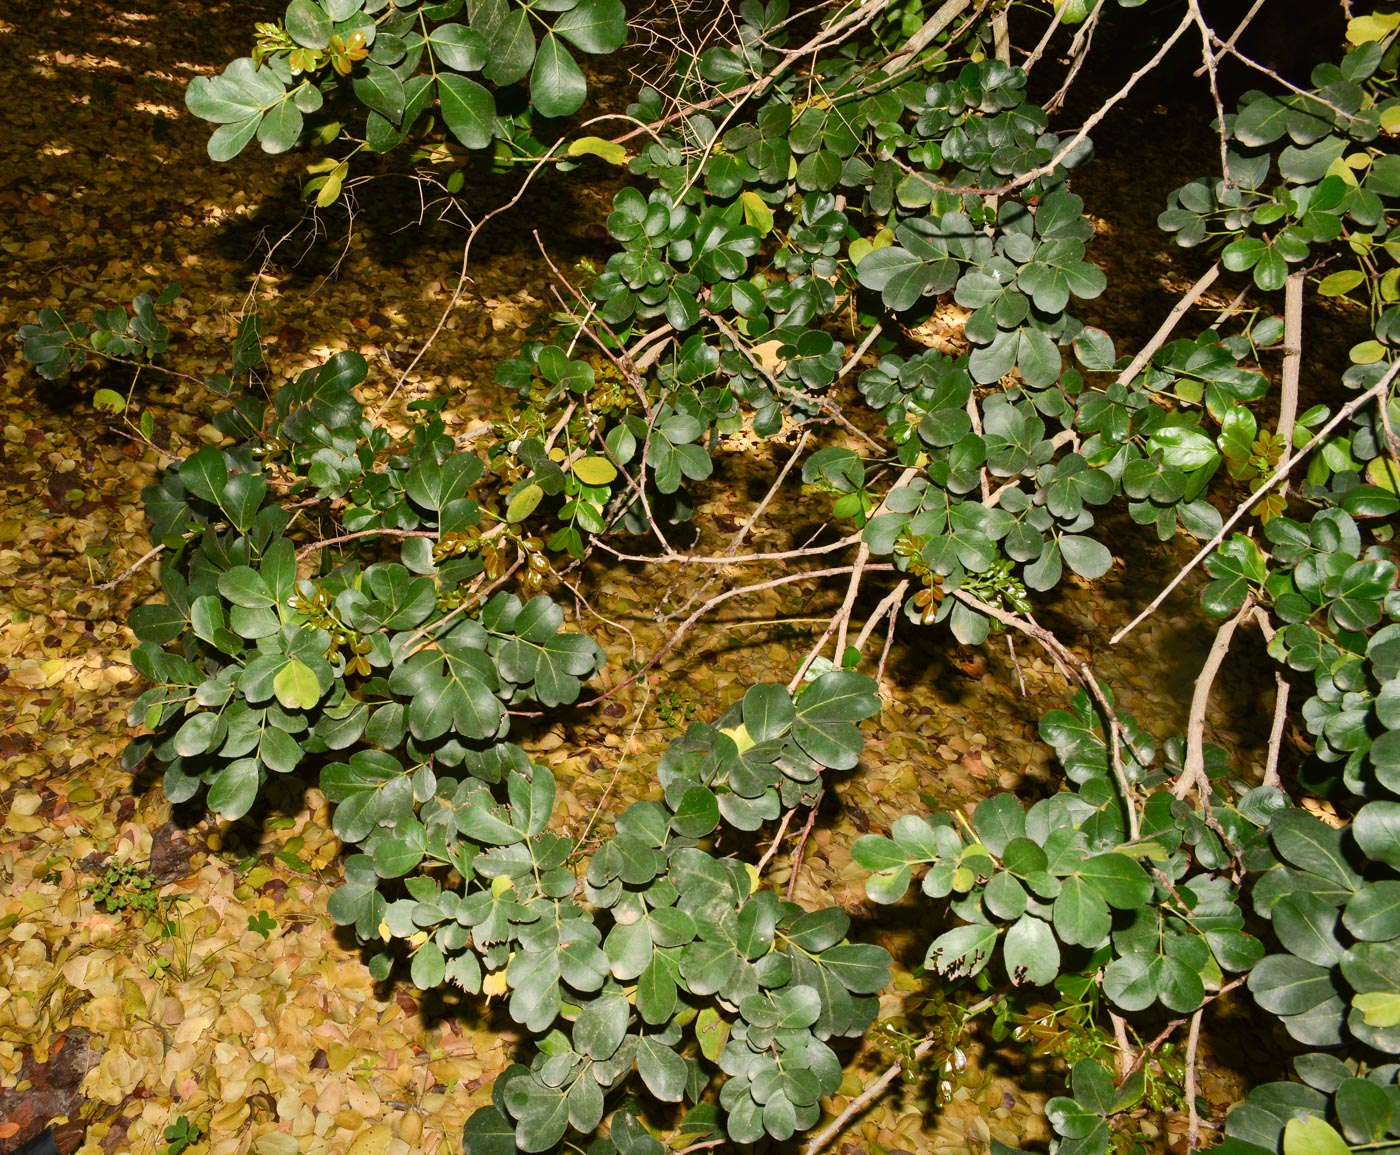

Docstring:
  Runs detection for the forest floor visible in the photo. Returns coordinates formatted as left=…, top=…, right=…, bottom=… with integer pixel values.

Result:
left=0, top=3, right=1370, bottom=1155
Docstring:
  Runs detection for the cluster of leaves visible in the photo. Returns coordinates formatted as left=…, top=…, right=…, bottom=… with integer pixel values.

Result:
left=854, top=689, right=1267, bottom=1013
left=85, top=858, right=162, bottom=916
left=452, top=677, right=893, bottom=1151
left=186, top=0, right=626, bottom=187
left=17, top=284, right=179, bottom=425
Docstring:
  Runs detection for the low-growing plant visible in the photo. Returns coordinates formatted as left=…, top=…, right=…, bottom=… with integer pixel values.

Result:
left=84, top=858, right=161, bottom=917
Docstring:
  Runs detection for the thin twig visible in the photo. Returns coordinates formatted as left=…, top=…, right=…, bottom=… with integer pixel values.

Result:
left=370, top=141, right=572, bottom=423
left=1112, top=361, right=1400, bottom=643
left=911, top=6, right=1195, bottom=199
left=1023, top=0, right=1069, bottom=74
left=1115, top=263, right=1221, bottom=389
left=296, top=528, right=436, bottom=560
left=1186, top=0, right=1231, bottom=180
left=1193, top=0, right=1265, bottom=76
left=591, top=531, right=862, bottom=567
left=574, top=564, right=890, bottom=710
left=1045, top=0, right=1110, bottom=114
left=786, top=792, right=824, bottom=903
left=1109, top=1012, right=1135, bottom=1080
left=1262, top=671, right=1290, bottom=791
left=64, top=544, right=164, bottom=592
left=1248, top=606, right=1288, bottom=790
left=802, top=1037, right=938, bottom=1155
left=755, top=808, right=797, bottom=876
left=852, top=580, right=909, bottom=655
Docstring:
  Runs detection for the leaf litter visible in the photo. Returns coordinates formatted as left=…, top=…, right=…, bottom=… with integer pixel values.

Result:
left=0, top=3, right=1266, bottom=1154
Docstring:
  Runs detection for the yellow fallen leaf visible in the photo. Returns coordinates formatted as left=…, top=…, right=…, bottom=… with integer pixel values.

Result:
left=253, top=1132, right=301, bottom=1155
left=346, top=1124, right=394, bottom=1155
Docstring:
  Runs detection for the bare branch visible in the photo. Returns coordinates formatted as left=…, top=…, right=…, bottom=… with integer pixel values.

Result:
left=1023, top=0, right=1070, bottom=75
left=1174, top=594, right=1254, bottom=802
left=1115, top=263, right=1221, bottom=389
left=1186, top=0, right=1231, bottom=180
left=1276, top=268, right=1305, bottom=500
left=880, top=0, right=973, bottom=71
left=296, top=528, right=436, bottom=561
left=574, top=563, right=891, bottom=710
left=1184, top=1008, right=1205, bottom=1151
left=61, top=544, right=164, bottom=592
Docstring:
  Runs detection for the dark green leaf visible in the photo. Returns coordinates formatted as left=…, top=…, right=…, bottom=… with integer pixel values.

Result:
left=531, top=34, right=586, bottom=118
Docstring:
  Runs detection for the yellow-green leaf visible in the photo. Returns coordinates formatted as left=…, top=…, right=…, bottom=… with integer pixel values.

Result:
left=1317, top=269, right=1365, bottom=297
left=572, top=456, right=617, bottom=486
left=849, top=237, right=873, bottom=265
left=566, top=136, right=629, bottom=166
left=1350, top=339, right=1386, bottom=364
left=1382, top=267, right=1400, bottom=302
left=1283, top=1117, right=1349, bottom=1155
left=739, top=189, right=774, bottom=236
left=92, top=388, right=126, bottom=414
left=695, top=1007, right=730, bottom=1061
left=274, top=658, right=322, bottom=710
left=1369, top=455, right=1400, bottom=495
left=506, top=482, right=544, bottom=524
left=1354, top=990, right=1400, bottom=1027
left=1348, top=12, right=1400, bottom=44
left=316, top=161, right=348, bottom=208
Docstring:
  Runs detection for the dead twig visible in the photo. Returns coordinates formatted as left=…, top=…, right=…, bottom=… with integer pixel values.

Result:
left=64, top=544, right=164, bottom=592
left=786, top=791, right=823, bottom=903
